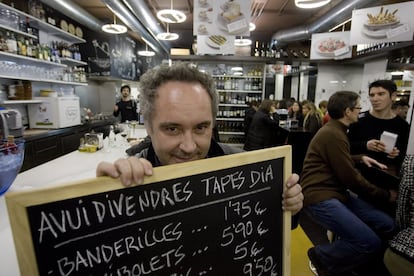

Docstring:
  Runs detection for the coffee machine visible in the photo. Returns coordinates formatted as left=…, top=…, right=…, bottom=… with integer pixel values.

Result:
left=0, top=109, right=23, bottom=139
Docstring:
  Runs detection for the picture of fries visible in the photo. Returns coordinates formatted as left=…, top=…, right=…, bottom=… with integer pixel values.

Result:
left=366, top=6, right=399, bottom=25
left=208, top=35, right=227, bottom=46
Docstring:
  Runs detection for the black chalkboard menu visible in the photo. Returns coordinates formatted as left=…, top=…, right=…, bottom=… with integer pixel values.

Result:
left=6, top=146, right=292, bottom=276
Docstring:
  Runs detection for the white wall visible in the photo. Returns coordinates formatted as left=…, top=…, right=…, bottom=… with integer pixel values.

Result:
left=359, top=59, right=389, bottom=110
left=315, top=64, right=364, bottom=107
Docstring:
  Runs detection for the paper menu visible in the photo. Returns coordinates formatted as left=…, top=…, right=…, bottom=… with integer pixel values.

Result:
left=380, top=131, right=398, bottom=153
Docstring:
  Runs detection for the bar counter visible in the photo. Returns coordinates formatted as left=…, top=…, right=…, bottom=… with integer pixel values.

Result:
left=0, top=129, right=147, bottom=275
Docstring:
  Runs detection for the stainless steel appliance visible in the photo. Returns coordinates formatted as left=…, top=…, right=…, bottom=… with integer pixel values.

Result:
left=0, top=109, right=23, bottom=138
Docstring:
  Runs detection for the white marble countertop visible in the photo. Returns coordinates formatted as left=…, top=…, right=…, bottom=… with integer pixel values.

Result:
left=0, top=130, right=147, bottom=275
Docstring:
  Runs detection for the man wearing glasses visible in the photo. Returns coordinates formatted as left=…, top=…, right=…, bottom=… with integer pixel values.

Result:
left=301, top=91, right=397, bottom=276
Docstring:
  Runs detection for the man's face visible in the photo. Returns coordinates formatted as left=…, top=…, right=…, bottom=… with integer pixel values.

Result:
left=349, top=99, right=362, bottom=123
left=146, top=81, right=214, bottom=165
left=368, top=86, right=394, bottom=112
left=121, top=88, right=130, bottom=98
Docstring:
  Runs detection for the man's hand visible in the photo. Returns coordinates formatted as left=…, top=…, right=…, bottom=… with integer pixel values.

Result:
left=282, top=173, right=303, bottom=216
left=96, top=157, right=153, bottom=186
left=361, top=155, right=388, bottom=170
left=367, top=139, right=385, bottom=152
left=367, top=140, right=400, bottom=159
left=386, top=147, right=400, bottom=159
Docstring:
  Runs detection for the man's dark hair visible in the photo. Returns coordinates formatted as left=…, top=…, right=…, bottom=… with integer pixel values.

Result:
left=328, top=91, right=360, bottom=119
left=121, top=84, right=131, bottom=92
left=368, top=80, right=397, bottom=96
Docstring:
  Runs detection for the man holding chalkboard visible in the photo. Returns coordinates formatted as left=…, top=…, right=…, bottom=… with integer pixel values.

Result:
left=301, top=91, right=397, bottom=276
left=97, top=63, right=303, bottom=215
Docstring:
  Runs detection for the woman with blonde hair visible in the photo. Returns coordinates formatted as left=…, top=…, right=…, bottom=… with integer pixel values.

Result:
left=302, top=101, right=322, bottom=136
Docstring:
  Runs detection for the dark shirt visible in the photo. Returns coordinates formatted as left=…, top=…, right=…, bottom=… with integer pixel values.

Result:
left=244, top=107, right=257, bottom=135
left=113, top=100, right=138, bottom=123
left=348, top=111, right=409, bottom=176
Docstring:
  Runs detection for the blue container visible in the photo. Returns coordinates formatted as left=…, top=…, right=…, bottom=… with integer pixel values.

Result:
left=0, top=139, right=25, bottom=195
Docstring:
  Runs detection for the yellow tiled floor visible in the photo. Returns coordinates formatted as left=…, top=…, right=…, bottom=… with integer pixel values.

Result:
left=291, top=226, right=315, bottom=276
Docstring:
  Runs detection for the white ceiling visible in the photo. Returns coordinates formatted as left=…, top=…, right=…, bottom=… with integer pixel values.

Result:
left=71, top=0, right=409, bottom=51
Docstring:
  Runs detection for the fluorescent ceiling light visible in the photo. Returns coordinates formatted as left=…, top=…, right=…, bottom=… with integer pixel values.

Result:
left=157, top=9, right=186, bottom=23
left=295, top=0, right=331, bottom=9
left=157, top=32, right=179, bottom=40
left=234, top=38, right=252, bottom=47
left=156, top=23, right=179, bottom=41
left=138, top=50, right=155, bottom=57
left=102, top=23, right=127, bottom=34
left=138, top=44, right=155, bottom=57
left=231, top=66, right=243, bottom=71
left=249, top=22, right=256, bottom=31
left=102, top=15, right=127, bottom=34
left=390, top=70, right=404, bottom=76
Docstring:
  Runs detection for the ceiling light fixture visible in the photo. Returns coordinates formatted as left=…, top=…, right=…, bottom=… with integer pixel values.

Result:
left=234, top=38, right=252, bottom=47
left=138, top=43, right=155, bottom=57
left=249, top=22, right=256, bottom=32
left=102, top=15, right=127, bottom=34
left=295, top=0, right=331, bottom=9
left=157, top=23, right=179, bottom=41
left=157, top=0, right=186, bottom=23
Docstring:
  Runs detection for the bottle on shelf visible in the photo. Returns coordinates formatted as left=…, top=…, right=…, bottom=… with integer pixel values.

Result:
left=254, top=41, right=260, bottom=57
left=260, top=42, right=266, bottom=57
left=6, top=32, right=18, bottom=54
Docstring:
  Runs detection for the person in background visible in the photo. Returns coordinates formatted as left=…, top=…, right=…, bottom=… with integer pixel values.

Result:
left=301, top=91, right=397, bottom=276
left=97, top=63, right=303, bottom=217
left=288, top=100, right=303, bottom=127
left=302, top=101, right=322, bottom=136
left=348, top=80, right=409, bottom=177
left=391, top=100, right=409, bottom=120
left=384, top=155, right=414, bottom=276
left=243, top=100, right=259, bottom=135
left=244, top=99, right=281, bottom=150
left=113, top=85, right=139, bottom=123
left=318, top=100, right=328, bottom=118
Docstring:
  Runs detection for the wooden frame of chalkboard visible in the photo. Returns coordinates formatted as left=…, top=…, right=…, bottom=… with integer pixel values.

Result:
left=6, top=146, right=292, bottom=276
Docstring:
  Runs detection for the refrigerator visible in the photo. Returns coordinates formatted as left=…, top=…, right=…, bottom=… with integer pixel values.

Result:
left=28, top=97, right=81, bottom=129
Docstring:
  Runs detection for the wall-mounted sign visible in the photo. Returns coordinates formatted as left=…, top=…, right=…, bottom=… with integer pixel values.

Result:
left=310, top=32, right=352, bottom=60
left=194, top=0, right=250, bottom=36
left=350, top=1, right=414, bottom=45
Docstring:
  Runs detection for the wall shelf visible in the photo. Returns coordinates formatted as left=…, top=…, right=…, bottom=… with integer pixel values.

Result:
left=0, top=74, right=87, bottom=85
left=0, top=2, right=86, bottom=44
left=1, top=99, right=43, bottom=104
left=0, top=51, right=67, bottom=68
left=0, top=23, right=38, bottom=39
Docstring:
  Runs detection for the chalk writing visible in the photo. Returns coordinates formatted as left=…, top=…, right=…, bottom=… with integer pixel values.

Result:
left=25, top=158, right=285, bottom=275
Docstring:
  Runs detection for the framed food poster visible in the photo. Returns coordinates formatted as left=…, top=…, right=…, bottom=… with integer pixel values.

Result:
left=350, top=1, right=414, bottom=45
left=310, top=32, right=352, bottom=60
left=194, top=0, right=250, bottom=36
